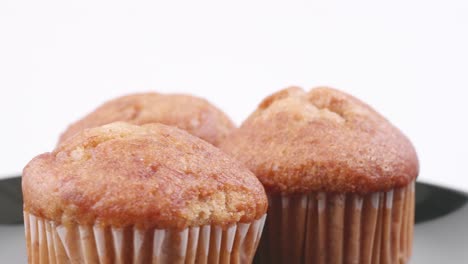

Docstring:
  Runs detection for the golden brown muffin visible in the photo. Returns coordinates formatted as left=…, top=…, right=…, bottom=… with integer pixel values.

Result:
left=220, top=86, right=419, bottom=194
left=220, top=87, right=418, bottom=264
left=23, top=122, right=267, bottom=264
left=24, top=122, right=266, bottom=229
left=58, top=92, right=235, bottom=146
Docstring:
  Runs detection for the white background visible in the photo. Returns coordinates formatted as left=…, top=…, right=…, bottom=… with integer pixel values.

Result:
left=0, top=0, right=467, bottom=191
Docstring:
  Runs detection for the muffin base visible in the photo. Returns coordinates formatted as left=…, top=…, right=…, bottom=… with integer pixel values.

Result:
left=256, top=182, right=414, bottom=264
left=23, top=213, right=266, bottom=264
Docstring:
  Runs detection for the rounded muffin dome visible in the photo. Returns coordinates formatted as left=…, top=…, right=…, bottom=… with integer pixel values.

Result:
left=219, top=87, right=419, bottom=194
left=58, top=93, right=235, bottom=146
left=23, top=122, right=267, bottom=229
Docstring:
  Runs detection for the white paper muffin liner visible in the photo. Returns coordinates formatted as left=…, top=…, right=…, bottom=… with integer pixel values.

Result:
left=23, top=213, right=266, bottom=264
left=256, top=182, right=415, bottom=264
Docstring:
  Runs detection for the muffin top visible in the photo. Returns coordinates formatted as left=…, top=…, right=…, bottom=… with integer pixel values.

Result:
left=219, top=87, right=419, bottom=194
left=58, top=93, right=235, bottom=146
left=23, top=122, right=267, bottom=229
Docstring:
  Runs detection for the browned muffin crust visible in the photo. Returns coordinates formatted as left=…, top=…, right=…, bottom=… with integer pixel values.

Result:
left=23, top=123, right=267, bottom=229
left=58, top=93, right=235, bottom=146
left=219, top=87, right=419, bottom=194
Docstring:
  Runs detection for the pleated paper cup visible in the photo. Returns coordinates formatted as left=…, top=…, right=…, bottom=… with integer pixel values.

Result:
left=256, top=182, right=415, bottom=264
left=24, top=213, right=266, bottom=264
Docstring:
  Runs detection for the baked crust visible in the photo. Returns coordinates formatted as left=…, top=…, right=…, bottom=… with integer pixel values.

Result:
left=220, top=87, right=419, bottom=194
left=23, top=123, right=267, bottom=229
left=59, top=93, right=235, bottom=146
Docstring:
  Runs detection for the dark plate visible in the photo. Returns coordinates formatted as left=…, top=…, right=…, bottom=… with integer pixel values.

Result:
left=1, top=176, right=467, bottom=263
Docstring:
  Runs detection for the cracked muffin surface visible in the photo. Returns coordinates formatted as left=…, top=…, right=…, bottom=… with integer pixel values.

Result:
left=220, top=87, right=419, bottom=194
left=58, top=93, right=235, bottom=146
left=23, top=122, right=267, bottom=229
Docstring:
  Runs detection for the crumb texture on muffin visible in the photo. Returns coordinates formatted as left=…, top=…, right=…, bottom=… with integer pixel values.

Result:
left=58, top=93, right=235, bottom=146
left=23, top=123, right=267, bottom=229
left=220, top=87, right=419, bottom=194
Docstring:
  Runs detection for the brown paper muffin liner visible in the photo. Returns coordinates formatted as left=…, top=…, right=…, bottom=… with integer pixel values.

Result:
left=23, top=213, right=266, bottom=264
left=256, top=182, right=415, bottom=264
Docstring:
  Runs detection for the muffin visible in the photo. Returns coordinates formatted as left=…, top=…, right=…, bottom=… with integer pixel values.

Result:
left=23, top=122, right=267, bottom=263
left=59, top=92, right=235, bottom=146
left=220, top=87, right=419, bottom=263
